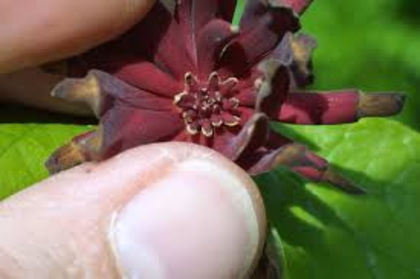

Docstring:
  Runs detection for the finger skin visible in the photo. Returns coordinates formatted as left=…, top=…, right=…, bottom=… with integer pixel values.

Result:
left=0, top=68, right=91, bottom=115
left=0, top=143, right=266, bottom=278
left=0, top=0, right=155, bottom=73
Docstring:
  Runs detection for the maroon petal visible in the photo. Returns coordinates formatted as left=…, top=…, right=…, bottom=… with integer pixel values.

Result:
left=245, top=143, right=365, bottom=194
left=227, top=113, right=271, bottom=160
left=277, top=90, right=406, bottom=124
left=184, top=110, right=265, bottom=161
left=46, top=105, right=184, bottom=173
left=218, top=1, right=299, bottom=77
left=241, top=0, right=311, bottom=31
left=113, top=59, right=183, bottom=98
left=231, top=66, right=264, bottom=106
left=151, top=16, right=196, bottom=79
left=290, top=152, right=365, bottom=194
left=236, top=87, right=257, bottom=107
left=51, top=70, right=174, bottom=117
left=243, top=143, right=306, bottom=175
left=278, top=90, right=359, bottom=124
left=98, top=106, right=184, bottom=159
left=197, top=19, right=238, bottom=77
left=175, top=0, right=237, bottom=66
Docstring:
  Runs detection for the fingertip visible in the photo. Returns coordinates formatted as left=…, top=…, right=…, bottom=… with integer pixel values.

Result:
left=111, top=149, right=266, bottom=278
left=0, top=143, right=266, bottom=277
left=0, top=0, right=156, bottom=72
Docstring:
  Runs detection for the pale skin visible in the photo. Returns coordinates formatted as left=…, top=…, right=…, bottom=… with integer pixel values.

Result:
left=0, top=1, right=266, bottom=278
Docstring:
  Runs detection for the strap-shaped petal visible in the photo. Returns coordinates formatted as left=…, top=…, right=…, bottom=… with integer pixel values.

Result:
left=98, top=106, right=184, bottom=159
left=277, top=90, right=406, bottom=125
left=51, top=70, right=174, bottom=117
left=46, top=104, right=184, bottom=173
left=244, top=141, right=365, bottom=194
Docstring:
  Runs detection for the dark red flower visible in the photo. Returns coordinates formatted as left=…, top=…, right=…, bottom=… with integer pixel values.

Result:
left=46, top=0, right=404, bottom=193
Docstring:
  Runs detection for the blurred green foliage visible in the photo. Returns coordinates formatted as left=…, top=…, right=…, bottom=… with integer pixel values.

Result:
left=300, top=0, right=420, bottom=130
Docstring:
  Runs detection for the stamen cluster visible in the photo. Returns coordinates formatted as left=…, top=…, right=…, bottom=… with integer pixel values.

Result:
left=174, top=72, right=241, bottom=137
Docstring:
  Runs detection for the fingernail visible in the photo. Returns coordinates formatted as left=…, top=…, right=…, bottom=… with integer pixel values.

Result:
left=109, top=159, right=264, bottom=278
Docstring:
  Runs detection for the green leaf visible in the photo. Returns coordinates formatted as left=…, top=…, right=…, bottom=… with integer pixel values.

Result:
left=0, top=122, right=90, bottom=199
left=256, top=119, right=420, bottom=279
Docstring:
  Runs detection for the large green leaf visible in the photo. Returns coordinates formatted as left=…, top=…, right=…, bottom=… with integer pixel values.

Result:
left=240, top=0, right=420, bottom=278
left=257, top=119, right=420, bottom=279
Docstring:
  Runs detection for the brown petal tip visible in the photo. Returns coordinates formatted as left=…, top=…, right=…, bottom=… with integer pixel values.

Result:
left=289, top=33, right=317, bottom=88
left=46, top=130, right=103, bottom=174
left=45, top=142, right=87, bottom=174
left=322, top=168, right=366, bottom=195
left=51, top=72, right=102, bottom=116
left=358, top=92, right=406, bottom=118
left=273, top=143, right=307, bottom=167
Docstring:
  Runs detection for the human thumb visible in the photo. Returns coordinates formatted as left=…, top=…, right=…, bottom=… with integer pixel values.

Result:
left=0, top=142, right=266, bottom=278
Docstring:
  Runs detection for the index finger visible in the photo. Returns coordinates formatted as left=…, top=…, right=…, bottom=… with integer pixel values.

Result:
left=0, top=0, right=155, bottom=73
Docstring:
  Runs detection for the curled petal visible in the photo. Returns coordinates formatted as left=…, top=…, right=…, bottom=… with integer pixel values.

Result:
left=277, top=90, right=405, bottom=125
left=175, top=0, right=237, bottom=66
left=241, top=0, right=312, bottom=30
left=288, top=33, right=317, bottom=87
left=272, top=32, right=317, bottom=88
left=256, top=59, right=290, bottom=117
left=218, top=3, right=299, bottom=77
left=197, top=19, right=238, bottom=77
left=228, top=113, right=271, bottom=160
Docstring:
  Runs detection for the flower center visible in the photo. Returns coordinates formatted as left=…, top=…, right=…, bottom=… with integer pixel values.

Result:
left=173, top=72, right=241, bottom=137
